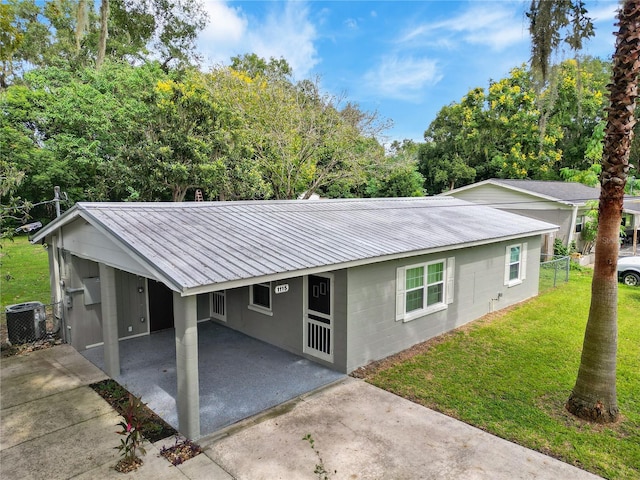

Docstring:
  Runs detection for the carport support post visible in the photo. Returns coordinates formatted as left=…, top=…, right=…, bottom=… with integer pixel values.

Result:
left=173, top=292, right=200, bottom=439
left=99, top=263, right=120, bottom=377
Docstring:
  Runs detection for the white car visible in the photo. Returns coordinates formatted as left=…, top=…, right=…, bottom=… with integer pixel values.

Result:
left=618, top=256, right=640, bottom=286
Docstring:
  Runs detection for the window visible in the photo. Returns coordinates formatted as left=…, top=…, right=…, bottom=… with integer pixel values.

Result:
left=249, top=282, right=272, bottom=315
left=575, top=216, right=584, bottom=233
left=212, top=291, right=226, bottom=321
left=396, top=258, right=454, bottom=322
left=504, top=243, right=527, bottom=286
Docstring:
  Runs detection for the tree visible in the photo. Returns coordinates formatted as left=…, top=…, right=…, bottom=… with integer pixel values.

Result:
left=529, top=0, right=639, bottom=423
left=221, top=66, right=388, bottom=200
left=128, top=69, right=261, bottom=202
left=230, top=53, right=292, bottom=81
left=96, top=0, right=109, bottom=69
left=549, top=58, right=610, bottom=171
left=0, top=159, right=31, bottom=238
left=0, top=2, right=26, bottom=89
left=419, top=66, right=566, bottom=193
left=419, top=93, right=480, bottom=194
left=0, top=0, right=207, bottom=85
left=1, top=61, right=169, bottom=204
left=566, top=1, right=639, bottom=422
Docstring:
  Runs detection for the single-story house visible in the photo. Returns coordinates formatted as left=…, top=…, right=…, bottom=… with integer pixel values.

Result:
left=442, top=179, right=640, bottom=257
left=31, top=197, right=557, bottom=439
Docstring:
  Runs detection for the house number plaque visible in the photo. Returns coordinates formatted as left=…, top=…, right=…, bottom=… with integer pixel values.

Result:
left=274, top=284, right=289, bottom=294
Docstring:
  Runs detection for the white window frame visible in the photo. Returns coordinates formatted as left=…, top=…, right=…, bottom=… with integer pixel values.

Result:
left=396, top=257, right=455, bottom=323
left=248, top=282, right=273, bottom=316
left=575, top=215, right=584, bottom=233
left=504, top=243, right=527, bottom=287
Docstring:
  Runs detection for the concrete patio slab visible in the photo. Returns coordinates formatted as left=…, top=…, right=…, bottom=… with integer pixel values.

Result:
left=205, top=378, right=602, bottom=480
left=82, top=321, right=345, bottom=437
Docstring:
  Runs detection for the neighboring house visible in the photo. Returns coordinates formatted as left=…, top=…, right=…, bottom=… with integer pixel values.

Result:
left=442, top=179, right=640, bottom=257
left=31, top=197, right=556, bottom=439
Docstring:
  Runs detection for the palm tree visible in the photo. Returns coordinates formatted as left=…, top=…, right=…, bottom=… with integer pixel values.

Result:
left=529, top=0, right=639, bottom=422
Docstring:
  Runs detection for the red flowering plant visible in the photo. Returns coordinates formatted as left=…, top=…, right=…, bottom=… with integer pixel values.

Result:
left=114, top=393, right=147, bottom=473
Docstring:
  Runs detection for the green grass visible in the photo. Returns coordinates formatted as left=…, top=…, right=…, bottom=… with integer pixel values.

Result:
left=368, top=270, right=640, bottom=479
left=1, top=236, right=51, bottom=308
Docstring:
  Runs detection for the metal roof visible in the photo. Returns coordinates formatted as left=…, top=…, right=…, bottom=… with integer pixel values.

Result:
left=447, top=179, right=640, bottom=213
left=33, top=197, right=557, bottom=294
left=490, top=179, right=600, bottom=203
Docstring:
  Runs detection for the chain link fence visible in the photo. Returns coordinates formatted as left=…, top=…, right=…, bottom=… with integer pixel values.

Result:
left=1, top=301, right=64, bottom=349
left=539, top=255, right=571, bottom=292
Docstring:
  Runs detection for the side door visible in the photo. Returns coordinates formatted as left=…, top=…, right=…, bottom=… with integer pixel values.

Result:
left=303, top=274, right=333, bottom=362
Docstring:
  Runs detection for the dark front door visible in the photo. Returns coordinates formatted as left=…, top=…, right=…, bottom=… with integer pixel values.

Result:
left=303, top=274, right=333, bottom=362
left=148, top=280, right=174, bottom=332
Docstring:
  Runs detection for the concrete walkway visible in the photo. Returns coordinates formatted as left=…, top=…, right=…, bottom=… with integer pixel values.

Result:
left=1, top=345, right=602, bottom=480
left=0, top=345, right=231, bottom=480
left=203, top=378, right=602, bottom=480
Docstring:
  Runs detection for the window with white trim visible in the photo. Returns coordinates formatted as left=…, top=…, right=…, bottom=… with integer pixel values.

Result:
left=504, top=243, right=527, bottom=287
left=249, top=282, right=272, bottom=315
left=396, top=258, right=455, bottom=322
left=575, top=215, right=584, bottom=233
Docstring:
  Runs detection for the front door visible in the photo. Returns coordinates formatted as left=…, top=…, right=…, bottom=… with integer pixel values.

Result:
left=148, top=280, right=174, bottom=332
left=303, top=274, right=333, bottom=362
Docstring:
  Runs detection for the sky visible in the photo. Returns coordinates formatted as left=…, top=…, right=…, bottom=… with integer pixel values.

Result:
left=195, top=1, right=621, bottom=145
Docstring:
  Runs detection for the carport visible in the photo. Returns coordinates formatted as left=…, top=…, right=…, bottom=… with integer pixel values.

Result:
left=81, top=321, right=345, bottom=437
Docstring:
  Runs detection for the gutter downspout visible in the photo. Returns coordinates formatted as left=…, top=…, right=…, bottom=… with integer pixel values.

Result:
left=567, top=205, right=579, bottom=247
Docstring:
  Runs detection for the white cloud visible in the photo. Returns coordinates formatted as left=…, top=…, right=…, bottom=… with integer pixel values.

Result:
left=345, top=18, right=358, bottom=30
left=398, top=4, right=527, bottom=51
left=197, top=1, right=319, bottom=78
left=588, top=3, right=619, bottom=23
left=363, top=55, right=442, bottom=101
left=247, top=2, right=319, bottom=78
left=197, top=1, right=248, bottom=65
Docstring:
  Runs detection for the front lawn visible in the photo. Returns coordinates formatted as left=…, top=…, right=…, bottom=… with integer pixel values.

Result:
left=366, top=270, right=639, bottom=480
left=1, top=236, right=51, bottom=308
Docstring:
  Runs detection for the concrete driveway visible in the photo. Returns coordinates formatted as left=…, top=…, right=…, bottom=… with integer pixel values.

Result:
left=1, top=345, right=603, bottom=480
left=203, top=378, right=602, bottom=480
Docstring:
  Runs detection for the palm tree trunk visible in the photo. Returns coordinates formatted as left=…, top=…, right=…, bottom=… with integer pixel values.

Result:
left=566, top=0, right=639, bottom=423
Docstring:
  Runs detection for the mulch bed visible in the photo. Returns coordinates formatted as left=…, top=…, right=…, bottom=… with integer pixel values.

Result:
left=159, top=438, right=203, bottom=465
left=90, top=379, right=178, bottom=443
left=89, top=379, right=203, bottom=467
left=0, top=337, right=62, bottom=358
left=114, top=456, right=144, bottom=473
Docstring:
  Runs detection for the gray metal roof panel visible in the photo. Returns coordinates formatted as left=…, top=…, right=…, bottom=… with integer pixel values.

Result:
left=490, top=179, right=600, bottom=203
left=491, top=179, right=640, bottom=213
left=47, top=198, right=557, bottom=291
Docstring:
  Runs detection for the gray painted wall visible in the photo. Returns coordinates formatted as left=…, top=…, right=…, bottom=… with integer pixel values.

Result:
left=62, top=253, right=149, bottom=349
left=447, top=185, right=587, bottom=249
left=63, top=254, right=102, bottom=349
left=344, top=236, right=542, bottom=372
left=61, top=219, right=152, bottom=278
left=215, top=270, right=348, bottom=371
left=115, top=270, right=148, bottom=338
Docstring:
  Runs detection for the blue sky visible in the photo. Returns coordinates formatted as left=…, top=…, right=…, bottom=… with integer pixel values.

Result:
left=196, top=1, right=620, bottom=145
